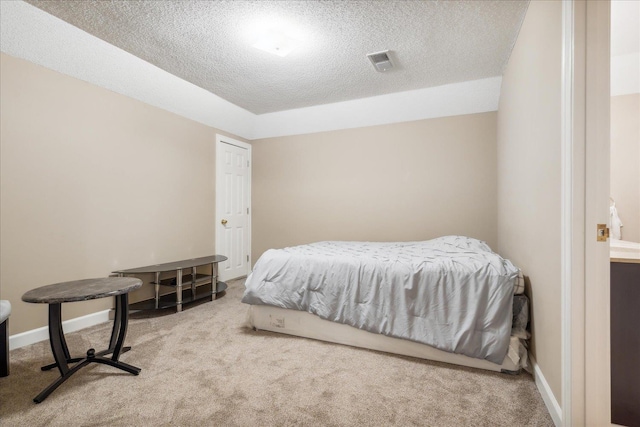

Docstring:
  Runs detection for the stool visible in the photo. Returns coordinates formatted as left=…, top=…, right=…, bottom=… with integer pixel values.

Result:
left=0, top=300, right=11, bottom=377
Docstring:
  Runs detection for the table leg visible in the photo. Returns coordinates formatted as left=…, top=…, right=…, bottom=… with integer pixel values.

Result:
left=47, top=304, right=69, bottom=376
left=212, top=262, right=218, bottom=301
left=33, top=295, right=141, bottom=403
left=40, top=308, right=82, bottom=371
left=154, top=271, right=160, bottom=309
left=34, top=358, right=93, bottom=403
left=1, top=319, right=9, bottom=377
left=111, top=293, right=128, bottom=361
left=211, top=262, right=218, bottom=301
left=34, top=304, right=72, bottom=402
left=109, top=293, right=122, bottom=350
left=176, top=269, right=183, bottom=313
left=40, top=295, right=130, bottom=371
left=112, top=272, right=132, bottom=355
left=191, top=266, right=197, bottom=300
left=101, top=292, right=131, bottom=357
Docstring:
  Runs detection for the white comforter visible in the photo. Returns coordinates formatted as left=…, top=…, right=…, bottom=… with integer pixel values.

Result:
left=242, top=236, right=520, bottom=364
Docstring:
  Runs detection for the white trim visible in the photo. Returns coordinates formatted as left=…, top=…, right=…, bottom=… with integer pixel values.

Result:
left=251, top=77, right=502, bottom=139
left=215, top=135, right=252, bottom=280
left=531, top=355, right=562, bottom=427
left=561, top=1, right=612, bottom=424
left=583, top=1, right=611, bottom=423
left=561, top=1, right=575, bottom=425
left=9, top=309, right=111, bottom=350
left=216, top=135, right=252, bottom=151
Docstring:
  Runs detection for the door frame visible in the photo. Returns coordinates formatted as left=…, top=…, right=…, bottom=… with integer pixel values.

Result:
left=215, top=134, right=252, bottom=280
left=561, top=0, right=611, bottom=425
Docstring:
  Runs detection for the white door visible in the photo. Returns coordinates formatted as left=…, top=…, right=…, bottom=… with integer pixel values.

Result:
left=562, top=1, right=611, bottom=425
left=216, top=135, right=251, bottom=281
left=582, top=0, right=611, bottom=423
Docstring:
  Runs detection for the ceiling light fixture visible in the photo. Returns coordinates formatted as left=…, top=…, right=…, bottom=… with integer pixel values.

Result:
left=367, top=50, right=394, bottom=72
left=252, top=28, right=300, bottom=57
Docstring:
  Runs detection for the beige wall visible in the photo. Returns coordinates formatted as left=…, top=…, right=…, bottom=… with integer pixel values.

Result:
left=610, top=93, right=640, bottom=243
left=251, top=112, right=498, bottom=261
left=0, top=54, right=244, bottom=334
left=496, top=0, right=562, bottom=405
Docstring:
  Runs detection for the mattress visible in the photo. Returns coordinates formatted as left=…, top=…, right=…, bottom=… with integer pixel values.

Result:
left=243, top=236, right=522, bottom=364
left=247, top=304, right=529, bottom=373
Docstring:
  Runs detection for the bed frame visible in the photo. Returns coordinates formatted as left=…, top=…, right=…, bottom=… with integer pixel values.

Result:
left=247, top=304, right=527, bottom=374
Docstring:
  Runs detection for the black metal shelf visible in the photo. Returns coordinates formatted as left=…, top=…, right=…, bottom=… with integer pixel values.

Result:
left=113, top=255, right=228, bottom=313
left=129, top=281, right=227, bottom=311
left=151, top=273, right=213, bottom=288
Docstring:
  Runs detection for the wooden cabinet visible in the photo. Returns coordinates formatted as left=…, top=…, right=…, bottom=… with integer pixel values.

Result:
left=611, top=261, right=640, bottom=427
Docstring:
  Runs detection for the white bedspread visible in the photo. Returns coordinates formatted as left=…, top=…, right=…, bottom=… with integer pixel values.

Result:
left=242, top=236, right=520, bottom=364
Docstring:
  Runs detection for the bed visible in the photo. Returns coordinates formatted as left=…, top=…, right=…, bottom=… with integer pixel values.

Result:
left=242, top=235, right=529, bottom=373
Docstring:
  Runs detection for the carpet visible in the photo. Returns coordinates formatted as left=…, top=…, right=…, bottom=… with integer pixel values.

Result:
left=0, top=279, right=553, bottom=426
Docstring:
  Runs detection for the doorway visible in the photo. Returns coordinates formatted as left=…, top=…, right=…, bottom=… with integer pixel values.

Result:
left=215, top=135, right=252, bottom=281
left=562, top=1, right=610, bottom=425
left=609, top=1, right=639, bottom=425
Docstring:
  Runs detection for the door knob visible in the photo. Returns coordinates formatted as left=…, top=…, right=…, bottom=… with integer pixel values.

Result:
left=221, top=219, right=228, bottom=225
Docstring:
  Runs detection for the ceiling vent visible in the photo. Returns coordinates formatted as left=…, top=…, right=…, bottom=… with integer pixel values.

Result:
left=367, top=50, right=394, bottom=72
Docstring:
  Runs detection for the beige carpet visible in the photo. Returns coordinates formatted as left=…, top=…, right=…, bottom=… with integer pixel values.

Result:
left=0, top=279, right=553, bottom=426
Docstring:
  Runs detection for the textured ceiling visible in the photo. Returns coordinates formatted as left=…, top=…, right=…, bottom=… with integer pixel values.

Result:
left=25, top=0, right=529, bottom=114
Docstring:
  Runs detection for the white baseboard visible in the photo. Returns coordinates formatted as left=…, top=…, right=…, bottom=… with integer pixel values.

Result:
left=530, top=355, right=562, bottom=426
left=9, top=309, right=111, bottom=350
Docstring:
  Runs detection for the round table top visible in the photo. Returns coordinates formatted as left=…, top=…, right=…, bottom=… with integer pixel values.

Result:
left=22, top=277, right=142, bottom=304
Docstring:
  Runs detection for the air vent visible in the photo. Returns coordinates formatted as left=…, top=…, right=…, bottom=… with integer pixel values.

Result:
left=367, top=50, right=393, bottom=72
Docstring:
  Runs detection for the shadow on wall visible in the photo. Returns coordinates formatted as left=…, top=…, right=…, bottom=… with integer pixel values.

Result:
left=523, top=275, right=535, bottom=357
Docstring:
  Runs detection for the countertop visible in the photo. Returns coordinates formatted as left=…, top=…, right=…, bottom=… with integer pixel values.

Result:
left=610, top=239, right=640, bottom=264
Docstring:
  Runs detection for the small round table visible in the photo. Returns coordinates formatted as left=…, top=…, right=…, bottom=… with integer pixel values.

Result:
left=22, top=277, right=142, bottom=403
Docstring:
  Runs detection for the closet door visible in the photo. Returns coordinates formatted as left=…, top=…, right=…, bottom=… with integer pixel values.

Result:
left=216, top=136, right=251, bottom=281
